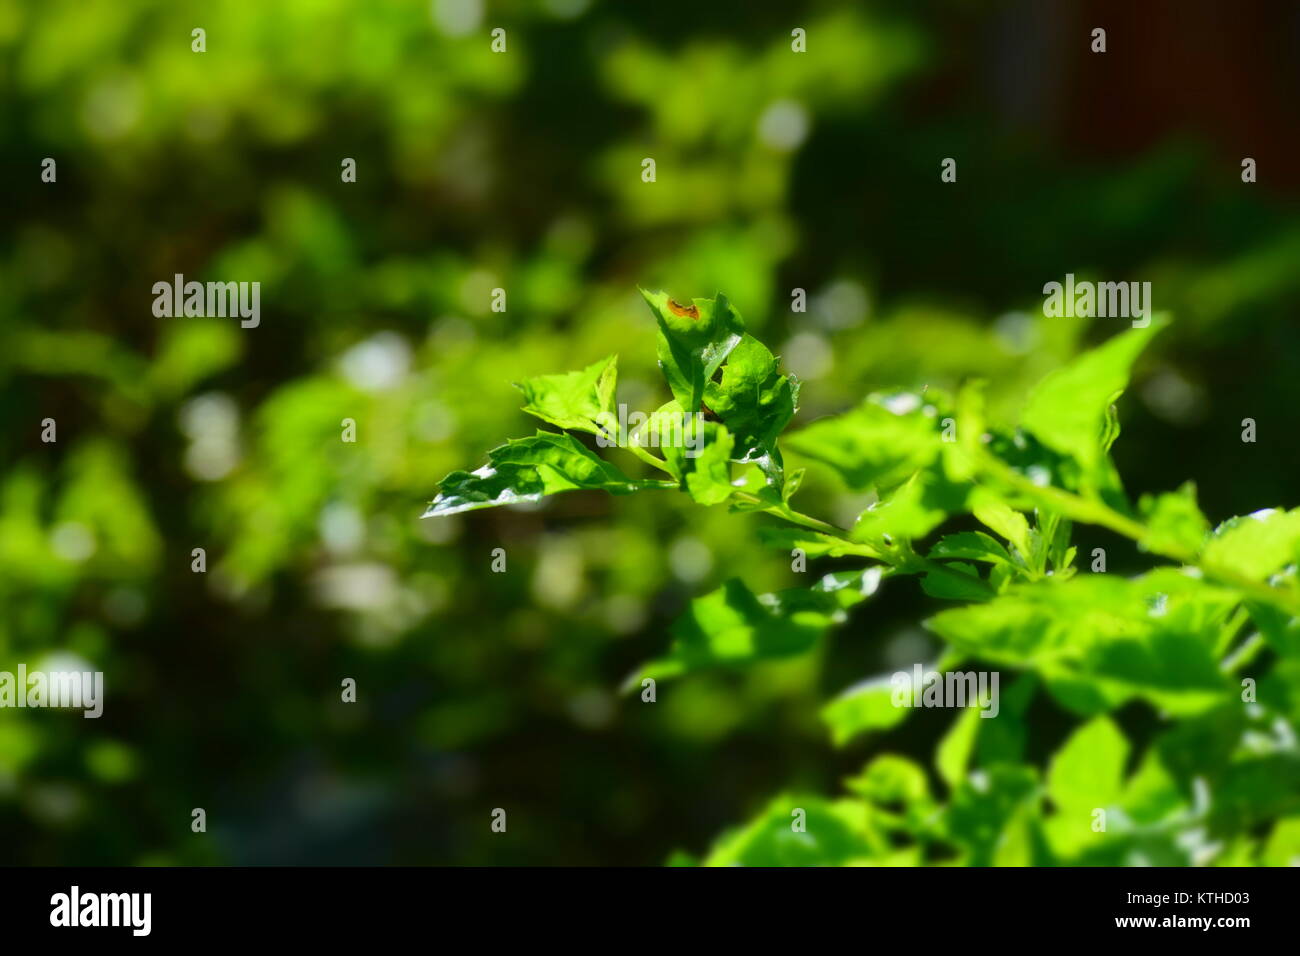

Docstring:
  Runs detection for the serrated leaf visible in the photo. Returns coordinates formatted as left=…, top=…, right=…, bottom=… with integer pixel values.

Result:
left=757, top=526, right=883, bottom=560
left=424, top=431, right=674, bottom=517
left=1138, top=482, right=1210, bottom=558
left=970, top=491, right=1033, bottom=558
left=634, top=579, right=828, bottom=678
left=1020, top=320, right=1165, bottom=478
left=669, top=419, right=735, bottom=506
left=702, top=333, right=800, bottom=486
left=515, top=354, right=618, bottom=434
left=631, top=570, right=881, bottom=685
left=926, top=572, right=1236, bottom=712
left=930, top=531, right=1015, bottom=566
left=640, top=288, right=744, bottom=414
left=786, top=393, right=945, bottom=493
left=1202, top=507, right=1300, bottom=581
left=851, top=470, right=967, bottom=549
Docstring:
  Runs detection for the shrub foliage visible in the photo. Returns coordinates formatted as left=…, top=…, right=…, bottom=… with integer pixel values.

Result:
left=427, top=290, right=1300, bottom=867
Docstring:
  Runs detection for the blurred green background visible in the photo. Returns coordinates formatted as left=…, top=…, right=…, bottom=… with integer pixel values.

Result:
left=1, top=0, right=1298, bottom=864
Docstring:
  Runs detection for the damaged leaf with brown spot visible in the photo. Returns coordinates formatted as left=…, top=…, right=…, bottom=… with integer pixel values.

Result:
left=639, top=288, right=744, bottom=414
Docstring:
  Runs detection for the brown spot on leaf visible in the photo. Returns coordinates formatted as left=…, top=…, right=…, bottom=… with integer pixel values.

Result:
left=668, top=299, right=700, bottom=320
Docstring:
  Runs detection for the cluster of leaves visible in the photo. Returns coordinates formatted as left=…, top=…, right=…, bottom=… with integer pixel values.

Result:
left=426, top=290, right=1300, bottom=867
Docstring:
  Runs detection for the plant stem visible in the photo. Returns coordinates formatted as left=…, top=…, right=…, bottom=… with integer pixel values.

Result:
left=976, top=450, right=1300, bottom=616
left=773, top=504, right=846, bottom=536
left=625, top=442, right=674, bottom=475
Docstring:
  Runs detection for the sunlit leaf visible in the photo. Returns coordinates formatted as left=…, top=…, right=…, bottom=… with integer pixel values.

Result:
left=640, top=288, right=744, bottom=414
left=786, top=393, right=944, bottom=493
left=515, top=354, right=618, bottom=434
left=424, top=431, right=673, bottom=517
left=1020, top=320, right=1165, bottom=478
left=1138, top=482, right=1210, bottom=558
left=1202, top=507, right=1300, bottom=581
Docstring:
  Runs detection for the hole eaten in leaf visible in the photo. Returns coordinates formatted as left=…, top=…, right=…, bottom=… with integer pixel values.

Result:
left=668, top=298, right=700, bottom=319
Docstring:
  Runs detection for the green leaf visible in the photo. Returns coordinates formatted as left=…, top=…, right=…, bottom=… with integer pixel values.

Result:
left=926, top=573, right=1173, bottom=662
left=424, top=431, right=674, bottom=517
left=726, top=463, right=783, bottom=512
left=812, top=567, right=888, bottom=609
left=1036, top=510, right=1076, bottom=575
left=936, top=706, right=981, bottom=788
left=1138, top=482, right=1210, bottom=558
left=850, top=471, right=967, bottom=549
left=1087, top=629, right=1228, bottom=714
left=944, top=765, right=1042, bottom=865
left=662, top=419, right=735, bottom=506
left=640, top=293, right=798, bottom=493
left=844, top=755, right=932, bottom=807
left=640, top=288, right=744, bottom=414
left=895, top=672, right=1030, bottom=787
left=1246, top=599, right=1300, bottom=658
left=681, top=431, right=734, bottom=505
left=631, top=570, right=881, bottom=684
left=1262, top=817, right=1300, bottom=866
left=993, top=802, right=1040, bottom=866
left=1213, top=752, right=1300, bottom=830
left=702, top=333, right=800, bottom=486
left=920, top=561, right=989, bottom=601
left=782, top=467, right=805, bottom=504
left=1121, top=750, right=1185, bottom=826
left=1042, top=672, right=1132, bottom=717
left=1048, top=716, right=1129, bottom=814
left=821, top=675, right=911, bottom=747
left=786, top=393, right=945, bottom=493
left=635, top=579, right=828, bottom=678
left=515, top=354, right=618, bottom=435
left=844, top=755, right=937, bottom=838
left=757, top=526, right=884, bottom=561
left=1202, top=507, right=1300, bottom=581
left=1020, top=320, right=1165, bottom=478
left=634, top=400, right=691, bottom=479
left=942, top=380, right=987, bottom=482
left=700, top=795, right=878, bottom=867
left=970, top=491, right=1033, bottom=558
left=975, top=674, right=1038, bottom=767
left=930, top=531, right=1015, bottom=566
left=925, top=571, right=1236, bottom=712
